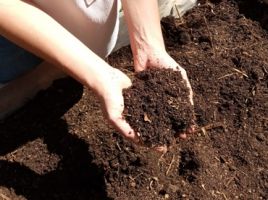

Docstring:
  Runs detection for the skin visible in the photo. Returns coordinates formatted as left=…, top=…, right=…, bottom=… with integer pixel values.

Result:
left=122, top=0, right=195, bottom=139
left=0, top=0, right=194, bottom=144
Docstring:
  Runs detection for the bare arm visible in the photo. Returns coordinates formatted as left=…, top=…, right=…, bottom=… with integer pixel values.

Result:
left=0, top=0, right=137, bottom=141
left=121, top=0, right=165, bottom=63
left=0, top=0, right=111, bottom=93
left=122, top=0, right=195, bottom=138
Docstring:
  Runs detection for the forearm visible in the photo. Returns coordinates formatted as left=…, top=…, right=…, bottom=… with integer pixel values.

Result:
left=0, top=0, right=111, bottom=92
left=121, top=0, right=165, bottom=56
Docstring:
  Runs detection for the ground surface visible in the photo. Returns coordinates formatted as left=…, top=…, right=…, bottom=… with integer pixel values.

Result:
left=0, top=0, right=267, bottom=199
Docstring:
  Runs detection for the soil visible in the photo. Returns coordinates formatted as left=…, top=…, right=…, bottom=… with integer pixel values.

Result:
left=123, top=68, right=194, bottom=147
left=0, top=0, right=267, bottom=200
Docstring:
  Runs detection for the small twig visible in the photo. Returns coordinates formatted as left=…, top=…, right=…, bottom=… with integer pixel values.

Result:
left=196, top=122, right=226, bottom=133
left=200, top=127, right=207, bottom=136
left=158, top=152, right=166, bottom=166
left=231, top=68, right=248, bottom=78
left=216, top=191, right=228, bottom=200
left=166, top=155, right=175, bottom=176
left=116, top=142, right=122, bottom=151
left=129, top=173, right=143, bottom=181
left=236, top=169, right=248, bottom=177
left=202, top=122, right=225, bottom=130
left=149, top=180, right=154, bottom=190
left=218, top=73, right=236, bottom=80
left=203, top=16, right=215, bottom=55
left=174, top=4, right=184, bottom=25
left=225, top=176, right=235, bottom=187
left=262, top=63, right=268, bottom=74
left=9, top=149, right=19, bottom=156
left=134, top=173, right=143, bottom=180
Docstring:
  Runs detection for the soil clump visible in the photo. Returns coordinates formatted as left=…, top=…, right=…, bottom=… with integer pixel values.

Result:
left=123, top=68, right=194, bottom=147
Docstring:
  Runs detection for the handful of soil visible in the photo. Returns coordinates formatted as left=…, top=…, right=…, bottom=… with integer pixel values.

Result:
left=123, top=68, right=195, bottom=147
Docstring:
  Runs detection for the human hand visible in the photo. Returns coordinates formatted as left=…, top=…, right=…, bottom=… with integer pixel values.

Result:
left=133, top=48, right=195, bottom=139
left=95, top=67, right=139, bottom=143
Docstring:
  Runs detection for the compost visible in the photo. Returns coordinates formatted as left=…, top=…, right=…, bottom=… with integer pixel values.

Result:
left=0, top=0, right=267, bottom=199
left=123, top=68, right=194, bottom=147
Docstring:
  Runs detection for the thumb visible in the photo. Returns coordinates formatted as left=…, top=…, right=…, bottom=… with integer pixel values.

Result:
left=177, top=67, right=194, bottom=105
left=122, top=75, right=132, bottom=89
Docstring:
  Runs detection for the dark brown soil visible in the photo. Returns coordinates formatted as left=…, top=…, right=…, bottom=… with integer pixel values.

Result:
left=0, top=0, right=268, bottom=200
left=123, top=68, right=194, bottom=147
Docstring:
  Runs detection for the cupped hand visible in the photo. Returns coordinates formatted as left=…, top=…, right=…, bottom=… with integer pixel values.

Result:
left=96, top=67, right=139, bottom=143
left=134, top=48, right=195, bottom=139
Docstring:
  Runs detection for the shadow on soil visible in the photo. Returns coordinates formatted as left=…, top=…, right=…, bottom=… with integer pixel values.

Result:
left=236, top=0, right=268, bottom=30
left=0, top=78, right=111, bottom=200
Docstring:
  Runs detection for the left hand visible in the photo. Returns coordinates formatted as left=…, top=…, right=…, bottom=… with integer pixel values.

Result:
left=95, top=67, right=139, bottom=143
left=133, top=48, right=195, bottom=139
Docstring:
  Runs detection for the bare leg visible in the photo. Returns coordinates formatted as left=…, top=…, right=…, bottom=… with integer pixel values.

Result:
left=0, top=61, right=66, bottom=119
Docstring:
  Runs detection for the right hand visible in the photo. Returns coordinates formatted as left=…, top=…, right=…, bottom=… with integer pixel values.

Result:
left=134, top=47, right=196, bottom=138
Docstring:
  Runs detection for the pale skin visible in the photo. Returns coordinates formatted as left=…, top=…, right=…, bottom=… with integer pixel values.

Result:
left=0, top=0, right=194, bottom=145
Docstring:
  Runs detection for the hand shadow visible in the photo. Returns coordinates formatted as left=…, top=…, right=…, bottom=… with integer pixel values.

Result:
left=0, top=78, right=111, bottom=200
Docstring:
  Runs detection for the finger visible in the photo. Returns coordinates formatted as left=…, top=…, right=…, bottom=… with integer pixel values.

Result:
left=177, top=67, right=194, bottom=106
left=122, top=76, right=132, bottom=89
left=171, top=64, right=194, bottom=105
left=113, top=68, right=132, bottom=89
left=110, top=116, right=140, bottom=143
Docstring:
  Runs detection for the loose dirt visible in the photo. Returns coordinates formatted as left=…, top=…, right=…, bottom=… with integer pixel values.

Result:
left=123, top=68, right=194, bottom=147
left=0, top=0, right=267, bottom=199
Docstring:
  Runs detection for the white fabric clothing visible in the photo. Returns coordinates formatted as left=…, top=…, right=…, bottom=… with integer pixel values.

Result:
left=114, top=0, right=197, bottom=51
left=32, top=0, right=121, bottom=58
left=30, top=0, right=197, bottom=57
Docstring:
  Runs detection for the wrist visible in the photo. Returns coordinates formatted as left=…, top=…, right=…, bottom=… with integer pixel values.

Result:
left=84, top=62, right=114, bottom=96
left=131, top=34, right=166, bottom=58
left=133, top=44, right=168, bottom=71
